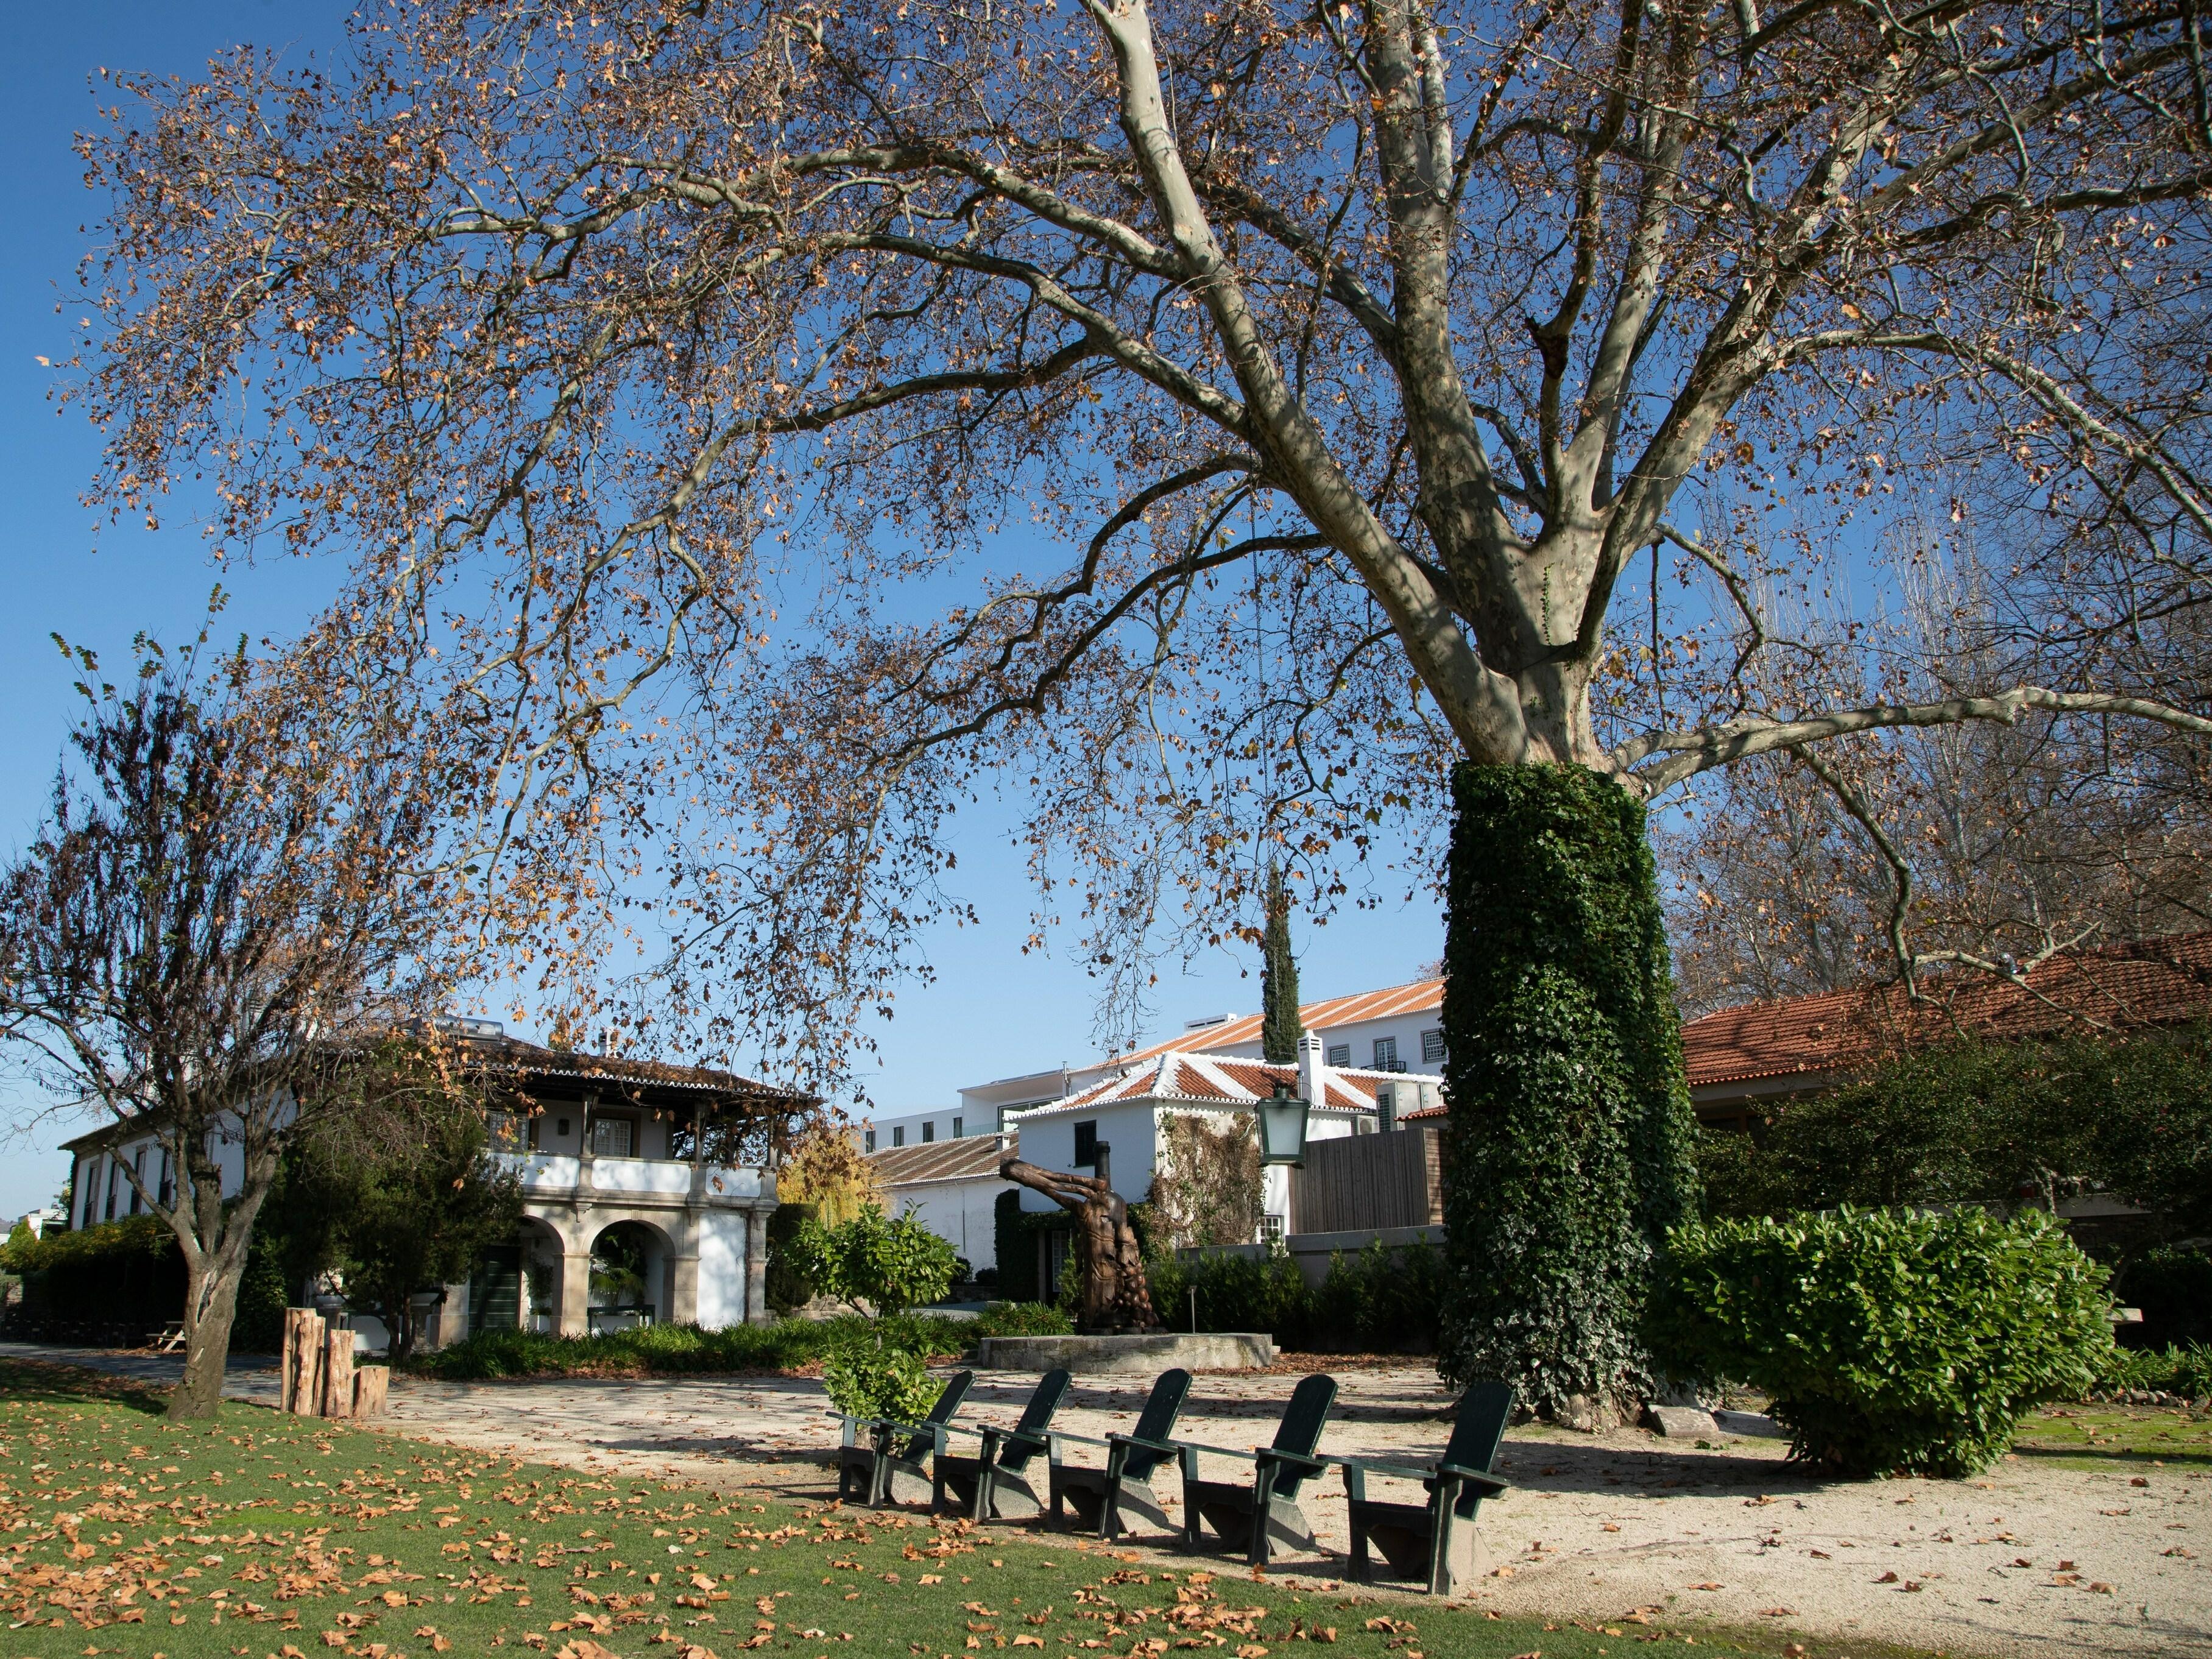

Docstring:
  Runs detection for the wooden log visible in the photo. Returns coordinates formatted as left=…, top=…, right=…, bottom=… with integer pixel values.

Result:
left=320, top=1327, right=356, bottom=1420
left=352, top=1365, right=389, bottom=1420
left=283, top=1309, right=326, bottom=1415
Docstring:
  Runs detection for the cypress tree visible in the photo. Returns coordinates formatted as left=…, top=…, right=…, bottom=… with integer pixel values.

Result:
left=1260, top=865, right=1302, bottom=1065
left=1436, top=763, right=1698, bottom=1427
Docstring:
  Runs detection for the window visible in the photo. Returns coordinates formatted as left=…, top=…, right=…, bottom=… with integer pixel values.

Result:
left=1325, top=1042, right=1351, bottom=1067
left=1372, top=1036, right=1399, bottom=1070
left=1073, top=1120, right=1098, bottom=1167
left=864, top=1128, right=877, bottom=1153
left=1376, top=1084, right=1396, bottom=1127
left=105, top=1161, right=119, bottom=1222
left=487, top=1110, right=529, bottom=1152
left=1261, top=1214, right=1286, bottom=1247
left=590, top=1117, right=634, bottom=1158
left=921, top=1120, right=935, bottom=1143
left=892, top=1125, right=905, bottom=1147
left=1421, top=1028, right=1446, bottom=1064
left=157, top=1150, right=174, bottom=1208
left=130, top=1150, right=145, bottom=1215
left=951, top=1116, right=964, bottom=1139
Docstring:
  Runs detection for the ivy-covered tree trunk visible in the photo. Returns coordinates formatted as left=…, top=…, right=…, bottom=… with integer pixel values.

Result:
left=1436, top=763, right=1698, bottom=1429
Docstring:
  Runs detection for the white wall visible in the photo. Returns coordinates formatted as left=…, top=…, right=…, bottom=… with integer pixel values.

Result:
left=693, top=1209, right=751, bottom=1328
left=70, top=1123, right=248, bottom=1229
left=853, top=1106, right=980, bottom=1151
left=1008, top=1101, right=1162, bottom=1211
left=888, top=1178, right=1005, bottom=1273
left=1205, top=1011, right=1447, bottom=1073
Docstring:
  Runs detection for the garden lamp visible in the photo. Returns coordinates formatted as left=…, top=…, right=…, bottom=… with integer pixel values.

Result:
left=1258, top=1080, right=1310, bottom=1166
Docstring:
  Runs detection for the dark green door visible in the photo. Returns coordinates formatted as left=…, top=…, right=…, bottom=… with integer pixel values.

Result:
left=469, top=1246, right=522, bottom=1334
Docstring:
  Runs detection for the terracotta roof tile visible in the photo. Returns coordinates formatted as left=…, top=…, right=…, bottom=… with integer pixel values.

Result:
left=866, top=1134, right=1012, bottom=1186
left=1680, top=931, right=2212, bottom=1090
left=1115, top=978, right=1443, bottom=1066
left=1031, top=1051, right=1434, bottom=1116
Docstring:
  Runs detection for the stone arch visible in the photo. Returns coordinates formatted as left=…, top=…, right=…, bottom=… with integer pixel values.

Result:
left=585, top=1213, right=682, bottom=1333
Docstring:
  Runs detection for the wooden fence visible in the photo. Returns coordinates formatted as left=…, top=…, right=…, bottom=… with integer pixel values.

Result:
left=1288, top=1125, right=1444, bottom=1234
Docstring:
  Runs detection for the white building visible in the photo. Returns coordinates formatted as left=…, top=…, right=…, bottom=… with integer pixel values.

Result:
left=1005, top=1033, right=1441, bottom=1241
left=56, top=1026, right=811, bottom=1343
left=852, top=1105, right=980, bottom=1155
left=958, top=977, right=1447, bottom=1131
left=864, top=1132, right=1014, bottom=1272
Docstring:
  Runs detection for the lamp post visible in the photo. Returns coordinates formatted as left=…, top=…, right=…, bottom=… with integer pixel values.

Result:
left=1257, top=1080, right=1311, bottom=1167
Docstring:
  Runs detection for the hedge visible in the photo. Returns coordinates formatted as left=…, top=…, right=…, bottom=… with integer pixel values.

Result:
left=1650, top=1206, right=2115, bottom=1477
left=1145, top=1239, right=1444, bottom=1353
left=403, top=1302, right=1070, bottom=1381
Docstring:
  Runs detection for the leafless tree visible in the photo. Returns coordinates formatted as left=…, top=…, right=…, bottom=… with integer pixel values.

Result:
left=0, top=654, right=440, bottom=1418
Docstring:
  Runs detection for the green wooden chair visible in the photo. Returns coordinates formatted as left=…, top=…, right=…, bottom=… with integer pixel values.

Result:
left=1180, top=1373, right=1338, bottom=1566
left=933, top=1368, right=1073, bottom=1521
left=1338, top=1380, right=1513, bottom=1596
left=835, top=1369, right=975, bottom=1509
left=1048, top=1368, right=1193, bottom=1541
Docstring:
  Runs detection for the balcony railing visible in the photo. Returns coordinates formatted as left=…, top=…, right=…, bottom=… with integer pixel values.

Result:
left=490, top=1151, right=769, bottom=1202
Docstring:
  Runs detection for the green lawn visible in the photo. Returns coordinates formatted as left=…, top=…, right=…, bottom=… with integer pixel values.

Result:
left=2008, top=1403, right=2212, bottom=1467
left=0, top=1359, right=1937, bottom=1659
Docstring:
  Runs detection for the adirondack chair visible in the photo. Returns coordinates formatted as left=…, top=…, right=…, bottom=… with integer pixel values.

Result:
left=933, top=1368, right=1073, bottom=1521
left=1048, top=1368, right=1193, bottom=1541
left=835, top=1370, right=976, bottom=1509
left=1338, top=1380, right=1513, bottom=1596
left=1180, top=1373, right=1338, bottom=1566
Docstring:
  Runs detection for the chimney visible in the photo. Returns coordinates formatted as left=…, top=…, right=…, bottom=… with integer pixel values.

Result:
left=1296, top=1031, right=1327, bottom=1108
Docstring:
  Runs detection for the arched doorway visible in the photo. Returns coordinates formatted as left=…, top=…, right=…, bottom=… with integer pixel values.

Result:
left=588, top=1220, right=671, bottom=1333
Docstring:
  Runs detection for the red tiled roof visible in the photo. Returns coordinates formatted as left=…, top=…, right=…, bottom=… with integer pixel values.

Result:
left=1681, top=932, right=2212, bottom=1091
left=1395, top=932, right=2212, bottom=1114
left=1028, top=1051, right=1432, bottom=1116
left=866, top=1133, right=1014, bottom=1186
left=1114, top=980, right=1443, bottom=1067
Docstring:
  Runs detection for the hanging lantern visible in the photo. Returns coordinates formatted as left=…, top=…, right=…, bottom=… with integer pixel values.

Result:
left=1258, top=1080, right=1310, bottom=1166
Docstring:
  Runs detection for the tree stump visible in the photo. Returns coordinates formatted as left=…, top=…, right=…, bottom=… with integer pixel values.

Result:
left=282, top=1309, right=325, bottom=1415
left=352, top=1365, right=389, bottom=1419
left=320, top=1327, right=356, bottom=1420
left=1000, top=1147, right=1157, bottom=1331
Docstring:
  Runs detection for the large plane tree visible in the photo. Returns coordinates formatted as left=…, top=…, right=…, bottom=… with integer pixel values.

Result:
left=71, top=0, right=2212, bottom=1420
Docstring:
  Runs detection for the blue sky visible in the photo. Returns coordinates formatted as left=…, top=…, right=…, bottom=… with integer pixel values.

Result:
left=0, top=4, right=1447, bottom=1220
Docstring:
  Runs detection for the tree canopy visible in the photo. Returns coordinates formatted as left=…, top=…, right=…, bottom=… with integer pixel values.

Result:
left=66, top=0, right=2212, bottom=1078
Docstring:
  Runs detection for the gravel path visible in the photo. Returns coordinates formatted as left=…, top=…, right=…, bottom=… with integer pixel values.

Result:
left=9, top=1343, right=2204, bottom=1658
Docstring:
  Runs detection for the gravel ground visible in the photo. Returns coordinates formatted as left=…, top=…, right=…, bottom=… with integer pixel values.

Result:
left=8, top=1343, right=2205, bottom=1658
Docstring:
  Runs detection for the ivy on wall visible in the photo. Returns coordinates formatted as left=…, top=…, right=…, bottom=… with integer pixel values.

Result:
left=1151, top=1112, right=1263, bottom=1247
left=1436, top=762, right=1698, bottom=1425
left=992, top=1188, right=1072, bottom=1304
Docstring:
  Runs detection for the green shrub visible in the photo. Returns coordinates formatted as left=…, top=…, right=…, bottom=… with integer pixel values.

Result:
left=789, top=1208, right=959, bottom=1315
left=1650, top=1207, right=2116, bottom=1477
left=1313, top=1239, right=1446, bottom=1352
left=969, top=1301, right=1073, bottom=1338
left=821, top=1339, right=939, bottom=1422
left=4, top=1214, right=186, bottom=1335
left=765, top=1203, right=819, bottom=1316
left=1142, top=1240, right=1443, bottom=1351
left=2100, top=1342, right=2212, bottom=1398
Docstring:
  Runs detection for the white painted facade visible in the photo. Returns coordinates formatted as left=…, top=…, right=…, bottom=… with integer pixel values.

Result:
left=1005, top=1037, right=1442, bottom=1239
left=958, top=978, right=1447, bottom=1131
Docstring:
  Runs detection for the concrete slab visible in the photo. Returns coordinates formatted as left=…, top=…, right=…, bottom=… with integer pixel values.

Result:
left=1644, top=1404, right=1718, bottom=1438
left=973, top=1332, right=1277, bottom=1372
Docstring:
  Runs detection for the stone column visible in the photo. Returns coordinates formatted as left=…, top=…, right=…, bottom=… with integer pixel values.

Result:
left=558, top=1251, right=593, bottom=1338
left=744, top=1202, right=774, bottom=1325
left=668, top=1214, right=701, bottom=1325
